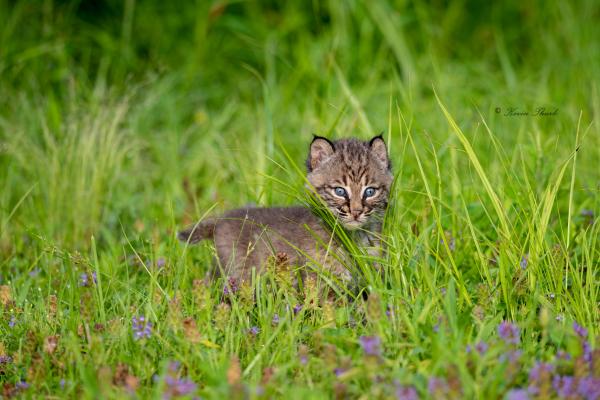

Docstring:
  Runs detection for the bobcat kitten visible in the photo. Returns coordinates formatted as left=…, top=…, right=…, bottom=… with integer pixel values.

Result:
left=178, top=135, right=393, bottom=282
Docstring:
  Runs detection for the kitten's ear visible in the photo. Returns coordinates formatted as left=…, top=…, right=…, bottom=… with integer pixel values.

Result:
left=369, top=134, right=391, bottom=170
left=307, top=136, right=335, bottom=172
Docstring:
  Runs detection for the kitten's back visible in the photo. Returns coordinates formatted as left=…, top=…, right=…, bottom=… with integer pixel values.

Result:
left=180, top=206, right=346, bottom=281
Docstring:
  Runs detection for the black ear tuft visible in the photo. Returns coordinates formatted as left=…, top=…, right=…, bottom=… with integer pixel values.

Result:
left=369, top=134, right=390, bottom=170
left=307, top=135, right=335, bottom=172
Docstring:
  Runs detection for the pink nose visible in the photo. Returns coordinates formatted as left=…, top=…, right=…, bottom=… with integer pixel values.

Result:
left=351, top=210, right=361, bottom=219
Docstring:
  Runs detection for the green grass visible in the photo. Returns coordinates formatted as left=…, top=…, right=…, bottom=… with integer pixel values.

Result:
left=0, top=1, right=599, bottom=398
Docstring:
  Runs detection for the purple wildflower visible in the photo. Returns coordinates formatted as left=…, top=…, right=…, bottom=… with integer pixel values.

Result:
left=79, top=272, right=97, bottom=287
left=498, top=321, right=520, bottom=345
left=223, top=277, right=238, bottom=296
left=163, top=376, right=197, bottom=399
left=0, top=355, right=12, bottom=364
left=359, top=335, right=382, bottom=357
left=581, top=209, right=595, bottom=225
left=573, top=322, right=588, bottom=339
left=299, top=352, right=308, bottom=365
left=16, top=381, right=29, bottom=390
left=29, top=268, right=40, bottom=278
left=506, top=389, right=530, bottom=400
left=248, top=326, right=260, bottom=336
left=584, top=342, right=593, bottom=364
left=395, top=383, right=419, bottom=400
left=529, top=362, right=554, bottom=383
left=156, top=258, right=166, bottom=268
left=132, top=316, right=152, bottom=340
left=553, top=375, right=577, bottom=398
left=293, top=304, right=303, bottom=315
left=555, top=350, right=571, bottom=361
left=60, top=379, right=66, bottom=389
left=427, top=377, right=449, bottom=397
left=520, top=254, right=529, bottom=270
left=581, top=209, right=594, bottom=217
left=475, top=341, right=489, bottom=354
left=500, top=349, right=523, bottom=364
left=577, top=377, right=600, bottom=400
left=333, top=367, right=346, bottom=377
left=8, top=315, right=16, bottom=328
left=271, top=313, right=280, bottom=326
left=386, top=304, right=393, bottom=319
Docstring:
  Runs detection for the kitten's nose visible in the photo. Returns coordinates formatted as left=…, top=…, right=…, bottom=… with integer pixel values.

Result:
left=351, top=210, right=362, bottom=219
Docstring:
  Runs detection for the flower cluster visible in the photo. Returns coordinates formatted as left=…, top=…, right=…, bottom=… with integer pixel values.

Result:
left=79, top=272, right=97, bottom=287
left=359, top=335, right=382, bottom=357
left=132, top=316, right=152, bottom=340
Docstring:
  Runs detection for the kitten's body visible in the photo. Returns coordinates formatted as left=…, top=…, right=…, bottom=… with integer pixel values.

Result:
left=179, top=136, right=393, bottom=283
left=179, top=206, right=351, bottom=282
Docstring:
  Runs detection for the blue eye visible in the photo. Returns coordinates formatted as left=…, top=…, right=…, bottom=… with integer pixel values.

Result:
left=334, top=187, right=347, bottom=197
left=364, top=187, right=376, bottom=198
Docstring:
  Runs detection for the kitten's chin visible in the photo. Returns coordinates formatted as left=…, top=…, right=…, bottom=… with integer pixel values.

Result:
left=341, top=219, right=366, bottom=230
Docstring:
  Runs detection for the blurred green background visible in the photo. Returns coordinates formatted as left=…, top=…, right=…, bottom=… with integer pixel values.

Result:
left=1, top=0, right=598, bottom=249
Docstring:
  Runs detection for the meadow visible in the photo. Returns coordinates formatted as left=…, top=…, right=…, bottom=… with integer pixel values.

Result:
left=0, top=1, right=599, bottom=398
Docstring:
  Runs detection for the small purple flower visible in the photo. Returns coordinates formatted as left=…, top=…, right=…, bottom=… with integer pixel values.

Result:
left=386, top=304, right=393, bottom=319
left=299, top=353, right=308, bottom=365
left=156, top=258, right=166, bottom=268
left=8, top=315, right=16, bottom=328
left=29, top=268, right=41, bottom=278
left=163, top=376, right=197, bottom=399
left=333, top=367, right=346, bottom=377
left=359, top=335, right=382, bottom=357
left=395, top=383, right=419, bottom=400
left=427, top=377, right=449, bottom=397
left=475, top=341, right=489, bottom=354
left=498, top=321, right=520, bottom=345
left=271, top=313, right=280, bottom=326
left=16, top=381, right=30, bottom=390
left=573, top=322, right=588, bottom=338
left=520, top=254, right=529, bottom=270
left=553, top=375, right=577, bottom=398
left=581, top=209, right=594, bottom=217
left=555, top=350, right=571, bottom=361
left=581, top=209, right=594, bottom=225
left=248, top=326, right=260, bottom=336
left=223, top=277, right=238, bottom=296
left=132, top=315, right=152, bottom=340
left=79, top=272, right=97, bottom=287
left=440, top=287, right=447, bottom=296
left=0, top=355, right=12, bottom=364
left=529, top=362, right=554, bottom=383
left=506, top=389, right=530, bottom=400
left=59, top=379, right=66, bottom=389
left=577, top=377, right=600, bottom=400
left=293, top=304, right=303, bottom=315
left=556, top=314, right=564, bottom=322
left=583, top=342, right=593, bottom=364
left=500, top=349, right=523, bottom=364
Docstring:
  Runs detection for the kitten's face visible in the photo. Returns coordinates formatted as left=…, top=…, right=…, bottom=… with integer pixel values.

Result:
left=306, top=136, right=393, bottom=230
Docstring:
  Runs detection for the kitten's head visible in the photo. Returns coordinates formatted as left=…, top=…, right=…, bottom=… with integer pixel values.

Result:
left=306, top=135, right=393, bottom=230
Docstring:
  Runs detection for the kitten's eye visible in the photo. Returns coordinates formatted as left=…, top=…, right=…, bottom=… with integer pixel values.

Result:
left=364, top=187, right=376, bottom=198
left=334, top=187, right=347, bottom=197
